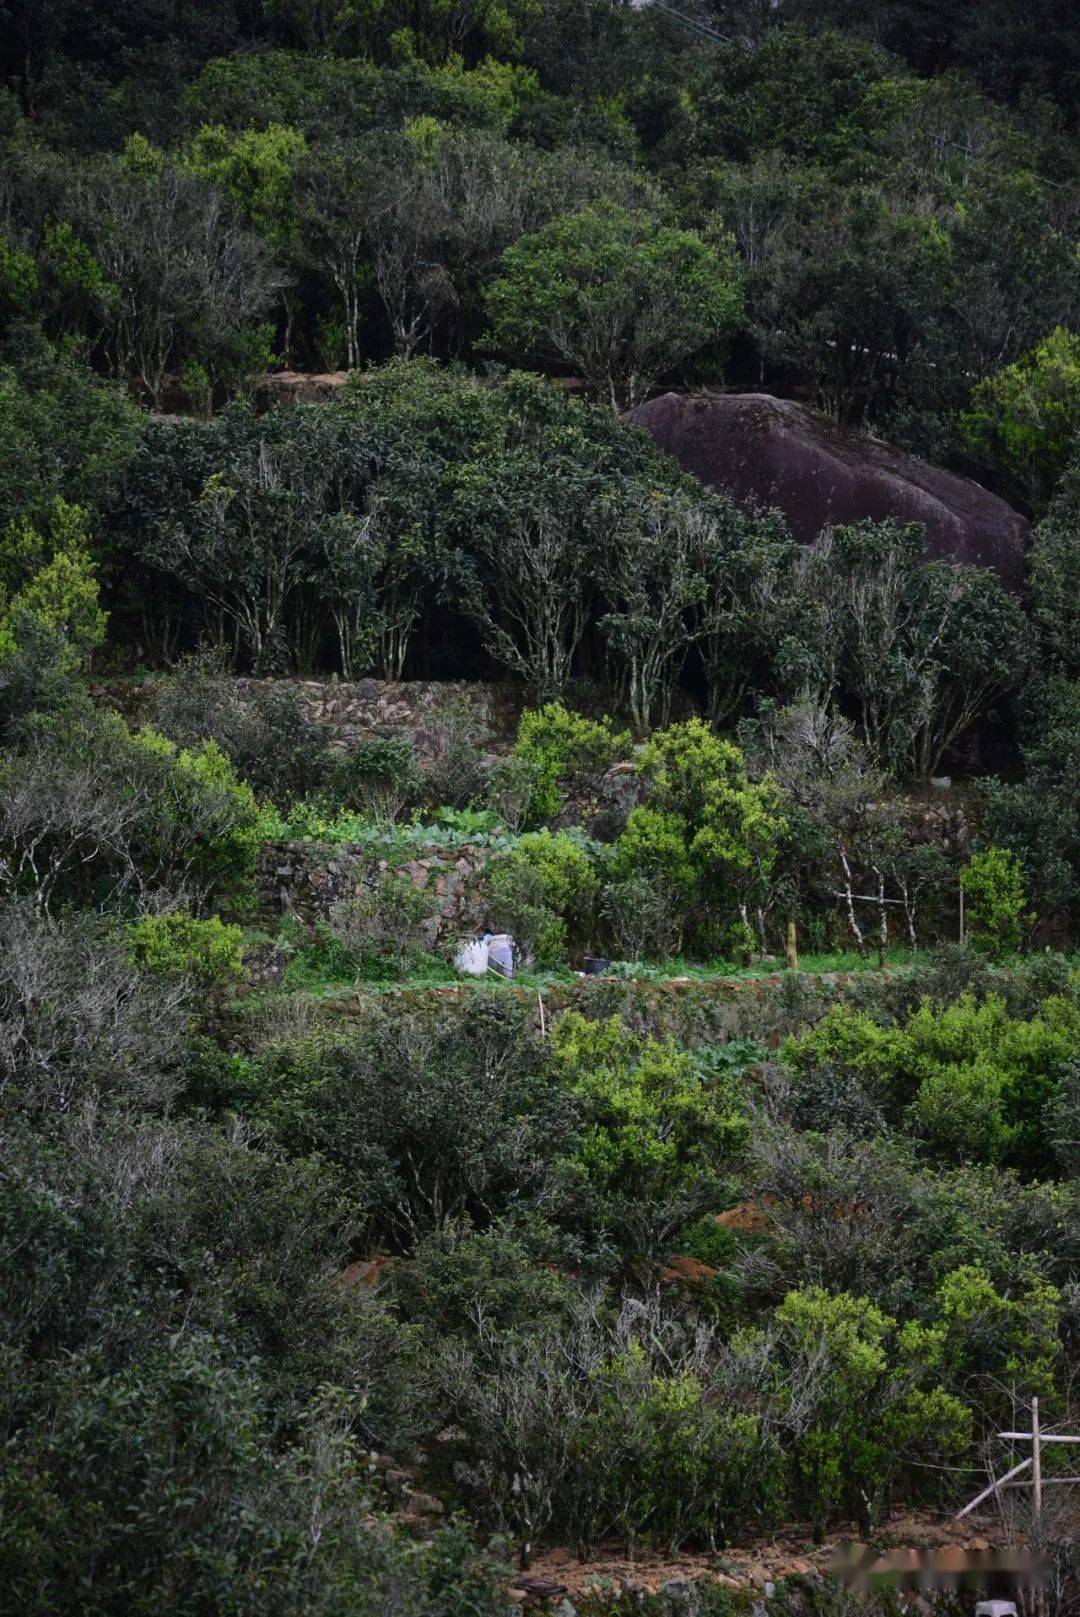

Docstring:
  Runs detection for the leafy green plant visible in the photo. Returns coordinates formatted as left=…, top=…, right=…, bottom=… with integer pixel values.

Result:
left=127, top=726, right=261, bottom=899
left=581, top=1347, right=764, bottom=1554
left=740, top=1286, right=971, bottom=1540
left=421, top=693, right=488, bottom=810
left=0, top=497, right=106, bottom=677
left=324, top=735, right=422, bottom=823
left=430, top=805, right=501, bottom=837
left=258, top=799, right=515, bottom=853
left=550, top=1011, right=747, bottom=1259
left=125, top=910, right=245, bottom=984
left=484, top=829, right=600, bottom=967
left=961, top=845, right=1031, bottom=959
left=150, top=654, right=328, bottom=806
left=614, top=721, right=785, bottom=955
left=785, top=989, right=1080, bottom=1170
left=931, top=1262, right=1062, bottom=1398
left=961, top=327, right=1080, bottom=509
left=510, top=703, right=629, bottom=828
left=483, top=202, right=744, bottom=409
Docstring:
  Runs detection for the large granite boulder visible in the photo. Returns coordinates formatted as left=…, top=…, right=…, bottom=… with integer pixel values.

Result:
left=629, top=391, right=1029, bottom=586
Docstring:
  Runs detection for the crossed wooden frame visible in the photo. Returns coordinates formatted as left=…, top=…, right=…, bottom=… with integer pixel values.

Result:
left=957, top=1398, right=1080, bottom=1523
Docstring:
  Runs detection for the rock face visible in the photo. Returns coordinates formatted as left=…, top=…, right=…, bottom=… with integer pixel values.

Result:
left=629, top=391, right=1030, bottom=586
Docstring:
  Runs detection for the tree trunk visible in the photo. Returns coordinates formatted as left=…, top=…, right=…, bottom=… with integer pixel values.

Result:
left=837, top=842, right=866, bottom=955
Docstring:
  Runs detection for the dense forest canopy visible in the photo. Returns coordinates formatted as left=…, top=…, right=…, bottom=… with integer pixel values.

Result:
left=3, top=4, right=1080, bottom=1616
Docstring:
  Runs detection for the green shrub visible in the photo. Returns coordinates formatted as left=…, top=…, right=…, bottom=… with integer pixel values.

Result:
left=550, top=1011, right=747, bottom=1259
left=2, top=1323, right=507, bottom=1615
left=246, top=998, right=563, bottom=1241
left=601, top=871, right=684, bottom=962
left=432, top=1298, right=769, bottom=1565
left=511, top=703, right=629, bottom=828
left=150, top=657, right=327, bottom=805
left=0, top=498, right=105, bottom=674
left=782, top=1004, right=910, bottom=1110
left=484, top=752, right=542, bottom=834
left=610, top=806, right=700, bottom=913
left=960, top=327, right=1080, bottom=510
left=483, top=853, right=563, bottom=967
left=906, top=992, right=1080, bottom=1167
left=961, top=845, right=1031, bottom=958
left=743, top=1286, right=971, bottom=1540
left=616, top=721, right=785, bottom=954
left=125, top=911, right=244, bottom=984
left=484, top=829, right=599, bottom=967
left=0, top=712, right=260, bottom=912
left=421, top=693, right=487, bottom=809
left=324, top=735, right=422, bottom=823
left=931, top=1262, right=1062, bottom=1398
left=581, top=1346, right=765, bottom=1554
left=327, top=871, right=439, bottom=977
left=784, top=991, right=1080, bottom=1170
left=127, top=726, right=261, bottom=899
left=394, top=1218, right=574, bottom=1344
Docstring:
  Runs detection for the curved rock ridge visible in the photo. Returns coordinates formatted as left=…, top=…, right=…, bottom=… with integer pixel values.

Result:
left=629, top=390, right=1029, bottom=586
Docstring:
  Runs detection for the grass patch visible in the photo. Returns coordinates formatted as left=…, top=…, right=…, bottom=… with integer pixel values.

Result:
left=271, top=940, right=925, bottom=1000
left=605, top=947, right=922, bottom=981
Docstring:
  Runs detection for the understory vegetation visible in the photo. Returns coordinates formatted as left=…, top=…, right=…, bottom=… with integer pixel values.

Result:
left=4, top=2, right=1080, bottom=1613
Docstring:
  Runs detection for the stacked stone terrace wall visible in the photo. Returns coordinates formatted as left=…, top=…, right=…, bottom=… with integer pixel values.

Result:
left=92, top=677, right=527, bottom=754
left=257, top=839, right=493, bottom=945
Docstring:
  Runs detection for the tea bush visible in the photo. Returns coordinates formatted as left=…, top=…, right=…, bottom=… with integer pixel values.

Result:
left=484, top=829, right=600, bottom=966
left=510, top=703, right=629, bottom=827
left=125, top=910, right=245, bottom=984
left=960, top=845, right=1032, bottom=958
left=327, top=870, right=439, bottom=977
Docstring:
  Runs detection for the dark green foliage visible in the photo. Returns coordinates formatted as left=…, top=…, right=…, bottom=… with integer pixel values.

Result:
left=247, top=997, right=570, bottom=1242
left=149, top=653, right=328, bottom=803
left=7, top=0, right=1080, bottom=1598
left=0, top=325, right=141, bottom=530
left=0, top=708, right=259, bottom=910
left=984, top=677, right=1080, bottom=937
left=326, top=871, right=440, bottom=978
left=782, top=984, right=1080, bottom=1172
left=0, top=901, right=508, bottom=1613
left=1030, top=450, right=1080, bottom=676
left=325, top=735, right=423, bottom=823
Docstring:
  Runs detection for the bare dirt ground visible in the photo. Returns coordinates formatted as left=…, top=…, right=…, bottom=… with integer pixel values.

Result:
left=513, top=1511, right=1015, bottom=1603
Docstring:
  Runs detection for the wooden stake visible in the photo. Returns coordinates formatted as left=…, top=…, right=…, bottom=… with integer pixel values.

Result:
left=957, top=1410, right=1080, bottom=1521
left=956, top=1455, right=1032, bottom=1518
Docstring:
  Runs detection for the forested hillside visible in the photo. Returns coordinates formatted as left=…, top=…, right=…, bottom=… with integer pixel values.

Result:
left=3, top=4, right=1080, bottom=1614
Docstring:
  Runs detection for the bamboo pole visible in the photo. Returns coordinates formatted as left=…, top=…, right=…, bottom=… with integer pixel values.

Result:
left=955, top=1456, right=1032, bottom=1519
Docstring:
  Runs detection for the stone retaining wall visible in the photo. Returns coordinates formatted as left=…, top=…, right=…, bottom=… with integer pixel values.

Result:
left=258, top=839, right=493, bottom=945
left=276, top=678, right=526, bottom=751
left=92, top=677, right=527, bottom=754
